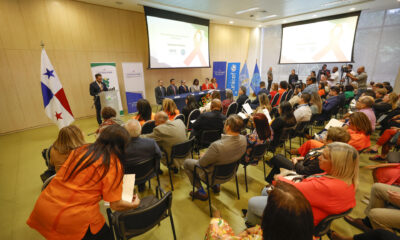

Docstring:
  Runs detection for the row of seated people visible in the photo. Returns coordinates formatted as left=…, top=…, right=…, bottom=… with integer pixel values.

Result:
left=31, top=79, right=399, bottom=239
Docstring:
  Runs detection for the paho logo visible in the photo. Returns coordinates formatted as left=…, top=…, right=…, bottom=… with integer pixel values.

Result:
left=231, top=64, right=237, bottom=72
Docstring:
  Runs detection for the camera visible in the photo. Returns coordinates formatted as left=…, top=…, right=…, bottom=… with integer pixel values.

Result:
left=341, top=65, right=350, bottom=73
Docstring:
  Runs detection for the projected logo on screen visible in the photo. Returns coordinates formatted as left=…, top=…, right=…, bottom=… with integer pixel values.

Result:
left=146, top=16, right=210, bottom=68
left=280, top=14, right=359, bottom=64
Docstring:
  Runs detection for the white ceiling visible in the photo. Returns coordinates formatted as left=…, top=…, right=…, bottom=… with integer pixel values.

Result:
left=77, top=0, right=400, bottom=27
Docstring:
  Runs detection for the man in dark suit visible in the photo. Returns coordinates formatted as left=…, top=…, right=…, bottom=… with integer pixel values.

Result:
left=317, top=64, right=330, bottom=83
left=90, top=73, right=108, bottom=125
left=154, top=79, right=166, bottom=105
left=190, top=99, right=226, bottom=140
left=251, top=81, right=269, bottom=109
left=315, top=86, right=341, bottom=122
left=167, top=78, right=178, bottom=96
left=237, top=85, right=249, bottom=113
left=124, top=119, right=162, bottom=192
left=179, top=80, right=189, bottom=94
left=288, top=69, right=298, bottom=89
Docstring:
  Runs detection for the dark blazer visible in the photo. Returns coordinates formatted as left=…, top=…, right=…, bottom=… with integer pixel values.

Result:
left=167, top=85, right=178, bottom=96
left=155, top=86, right=166, bottom=105
left=315, top=95, right=341, bottom=122
left=124, top=137, right=162, bottom=173
left=179, top=85, right=189, bottom=94
left=251, top=88, right=269, bottom=107
left=288, top=74, right=298, bottom=85
left=236, top=94, right=249, bottom=112
left=89, top=81, right=108, bottom=102
left=191, top=110, right=226, bottom=139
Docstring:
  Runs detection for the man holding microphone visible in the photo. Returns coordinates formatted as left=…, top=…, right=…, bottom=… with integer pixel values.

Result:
left=90, top=73, right=108, bottom=125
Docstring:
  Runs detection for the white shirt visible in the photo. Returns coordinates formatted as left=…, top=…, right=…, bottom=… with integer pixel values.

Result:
left=329, top=71, right=339, bottom=87
left=294, top=104, right=312, bottom=122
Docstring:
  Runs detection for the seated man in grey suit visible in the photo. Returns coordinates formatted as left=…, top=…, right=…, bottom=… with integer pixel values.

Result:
left=124, top=119, right=162, bottom=192
left=184, top=114, right=247, bottom=200
left=143, top=111, right=187, bottom=173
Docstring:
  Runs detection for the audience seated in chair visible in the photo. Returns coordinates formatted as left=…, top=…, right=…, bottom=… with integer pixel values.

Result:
left=162, top=98, right=180, bottom=120
left=276, top=81, right=288, bottom=106
left=270, top=102, right=297, bottom=149
left=96, top=106, right=124, bottom=135
left=364, top=161, right=400, bottom=186
left=373, top=92, right=399, bottom=119
left=266, top=127, right=351, bottom=183
left=184, top=114, right=247, bottom=201
left=47, top=125, right=85, bottom=172
left=27, top=125, right=141, bottom=240
left=124, top=119, right=162, bottom=192
left=374, top=88, right=387, bottom=104
left=309, top=91, right=323, bottom=115
left=245, top=142, right=358, bottom=227
left=269, top=83, right=279, bottom=100
left=205, top=181, right=314, bottom=240
left=367, top=126, right=400, bottom=161
left=181, top=94, right=199, bottom=126
left=250, top=81, right=269, bottom=109
left=314, top=86, right=341, bottom=123
left=294, top=93, right=312, bottom=123
left=288, top=85, right=302, bottom=106
left=222, top=89, right=234, bottom=115
left=254, top=93, right=272, bottom=121
left=343, top=183, right=400, bottom=233
left=191, top=99, right=226, bottom=141
left=133, top=99, right=155, bottom=126
left=200, top=90, right=221, bottom=113
left=244, top=113, right=272, bottom=163
left=354, top=96, right=376, bottom=131
left=302, top=75, right=318, bottom=95
left=236, top=86, right=249, bottom=113
left=142, top=111, right=187, bottom=173
left=347, top=112, right=372, bottom=152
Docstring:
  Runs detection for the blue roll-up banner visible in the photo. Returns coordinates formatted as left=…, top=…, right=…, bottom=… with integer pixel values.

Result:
left=226, top=62, right=241, bottom=96
left=212, top=61, right=227, bottom=90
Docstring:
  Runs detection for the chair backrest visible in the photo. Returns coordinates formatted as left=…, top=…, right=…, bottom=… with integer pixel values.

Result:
left=174, top=114, right=185, bottom=123
left=314, top=208, right=352, bottom=237
left=187, top=109, right=201, bottom=130
left=268, top=94, right=272, bottom=100
left=286, top=89, right=293, bottom=101
left=171, top=138, right=194, bottom=158
left=199, top=130, right=222, bottom=148
left=41, top=174, right=55, bottom=191
left=248, top=143, right=268, bottom=162
left=281, top=91, right=288, bottom=102
left=226, top=102, right=238, bottom=117
left=110, top=191, right=173, bottom=239
left=280, top=126, right=296, bottom=144
left=124, top=158, right=159, bottom=186
left=212, top=161, right=239, bottom=184
left=271, top=93, right=280, bottom=106
left=141, top=120, right=156, bottom=134
left=244, top=98, right=251, bottom=105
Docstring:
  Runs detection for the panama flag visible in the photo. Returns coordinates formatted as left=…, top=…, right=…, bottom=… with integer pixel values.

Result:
left=239, top=62, right=250, bottom=96
left=250, top=62, right=261, bottom=95
left=41, top=49, right=74, bottom=129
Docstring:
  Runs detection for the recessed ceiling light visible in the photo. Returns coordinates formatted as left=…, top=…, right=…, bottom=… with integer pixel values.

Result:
left=256, top=14, right=277, bottom=20
left=258, top=24, right=262, bottom=27
left=312, top=14, right=318, bottom=17
left=321, top=0, right=350, bottom=7
left=349, top=7, right=356, bottom=11
left=229, top=21, right=234, bottom=24
left=236, top=7, right=260, bottom=15
left=283, top=20, right=287, bottom=23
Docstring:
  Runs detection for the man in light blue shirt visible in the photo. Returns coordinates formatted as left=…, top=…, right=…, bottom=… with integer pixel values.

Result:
left=302, top=76, right=318, bottom=95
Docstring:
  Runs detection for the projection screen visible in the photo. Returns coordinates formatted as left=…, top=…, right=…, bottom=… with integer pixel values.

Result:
left=280, top=12, right=360, bottom=64
left=144, top=6, right=210, bottom=69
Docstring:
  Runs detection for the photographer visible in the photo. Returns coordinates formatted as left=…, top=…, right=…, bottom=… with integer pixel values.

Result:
left=347, top=66, right=368, bottom=96
left=317, top=64, right=330, bottom=83
left=340, top=64, right=355, bottom=85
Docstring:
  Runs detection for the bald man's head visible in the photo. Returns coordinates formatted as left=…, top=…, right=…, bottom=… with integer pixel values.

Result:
left=358, top=66, right=365, bottom=74
left=125, top=119, right=142, bottom=137
left=155, top=111, right=168, bottom=126
left=210, top=99, right=222, bottom=111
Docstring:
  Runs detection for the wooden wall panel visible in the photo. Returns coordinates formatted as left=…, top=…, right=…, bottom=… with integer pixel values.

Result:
left=0, top=0, right=251, bottom=133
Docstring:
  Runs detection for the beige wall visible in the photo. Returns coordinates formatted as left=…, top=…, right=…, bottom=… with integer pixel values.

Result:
left=0, top=0, right=251, bottom=134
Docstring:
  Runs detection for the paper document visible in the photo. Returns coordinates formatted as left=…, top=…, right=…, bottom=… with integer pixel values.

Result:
left=242, top=103, right=253, bottom=114
left=325, top=118, right=345, bottom=129
left=190, top=120, right=196, bottom=124
left=238, top=112, right=248, bottom=119
left=122, top=174, right=135, bottom=202
left=262, top=109, right=272, bottom=123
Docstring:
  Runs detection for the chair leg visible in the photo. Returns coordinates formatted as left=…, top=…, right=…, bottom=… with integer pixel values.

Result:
left=148, top=179, right=151, bottom=189
left=207, top=183, right=212, bottom=217
left=168, top=168, right=174, bottom=191
left=169, top=210, right=177, bottom=240
left=244, top=166, right=248, bottom=192
left=235, top=174, right=240, bottom=200
left=263, top=155, right=266, bottom=179
left=192, top=171, right=196, bottom=201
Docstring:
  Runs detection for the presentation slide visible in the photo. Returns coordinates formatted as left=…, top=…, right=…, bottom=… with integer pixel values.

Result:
left=280, top=15, right=359, bottom=63
left=146, top=16, right=210, bottom=68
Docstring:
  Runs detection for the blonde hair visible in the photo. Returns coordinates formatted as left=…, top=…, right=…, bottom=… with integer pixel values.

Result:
left=358, top=96, right=374, bottom=108
left=257, top=93, right=272, bottom=112
left=310, top=92, right=322, bottom=114
left=326, top=142, right=359, bottom=187
left=53, top=125, right=85, bottom=155
left=388, top=92, right=399, bottom=110
left=375, top=88, right=387, bottom=96
left=162, top=98, right=177, bottom=116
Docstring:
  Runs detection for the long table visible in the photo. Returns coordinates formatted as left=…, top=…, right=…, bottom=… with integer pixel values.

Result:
left=165, top=89, right=226, bottom=111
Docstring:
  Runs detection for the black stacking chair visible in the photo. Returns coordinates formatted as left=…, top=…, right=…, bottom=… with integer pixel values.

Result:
left=226, top=102, right=238, bottom=117
left=240, top=143, right=269, bottom=192
left=193, top=161, right=240, bottom=217
left=271, top=93, right=280, bottom=107
left=187, top=109, right=200, bottom=132
left=141, top=120, right=156, bottom=134
left=195, top=130, right=222, bottom=156
left=281, top=91, right=288, bottom=102
left=107, top=189, right=176, bottom=240
left=314, top=208, right=353, bottom=238
left=174, top=114, right=185, bottom=123
left=41, top=174, right=55, bottom=191
left=286, top=89, right=293, bottom=101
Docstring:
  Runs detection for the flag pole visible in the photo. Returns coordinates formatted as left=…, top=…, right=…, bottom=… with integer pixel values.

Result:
left=40, top=41, right=45, bottom=49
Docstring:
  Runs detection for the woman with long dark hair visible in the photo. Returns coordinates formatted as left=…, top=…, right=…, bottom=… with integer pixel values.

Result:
left=244, top=113, right=272, bottom=162
left=270, top=101, right=297, bottom=148
left=27, top=125, right=140, bottom=240
left=134, top=99, right=154, bottom=126
left=182, top=94, right=199, bottom=125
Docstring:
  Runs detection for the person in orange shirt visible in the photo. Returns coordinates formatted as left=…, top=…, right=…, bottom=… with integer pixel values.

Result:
left=276, top=81, right=288, bottom=106
left=208, top=78, right=218, bottom=89
left=347, top=112, right=372, bottom=152
left=318, top=82, right=326, bottom=97
left=162, top=98, right=180, bottom=120
left=269, top=83, right=279, bottom=100
left=27, top=125, right=141, bottom=240
left=133, top=99, right=155, bottom=126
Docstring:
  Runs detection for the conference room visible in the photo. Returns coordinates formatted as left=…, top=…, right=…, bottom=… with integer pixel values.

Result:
left=1, top=0, right=400, bottom=239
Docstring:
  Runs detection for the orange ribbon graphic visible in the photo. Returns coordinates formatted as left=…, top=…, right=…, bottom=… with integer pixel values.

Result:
left=184, top=30, right=207, bottom=66
left=313, top=24, right=347, bottom=61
